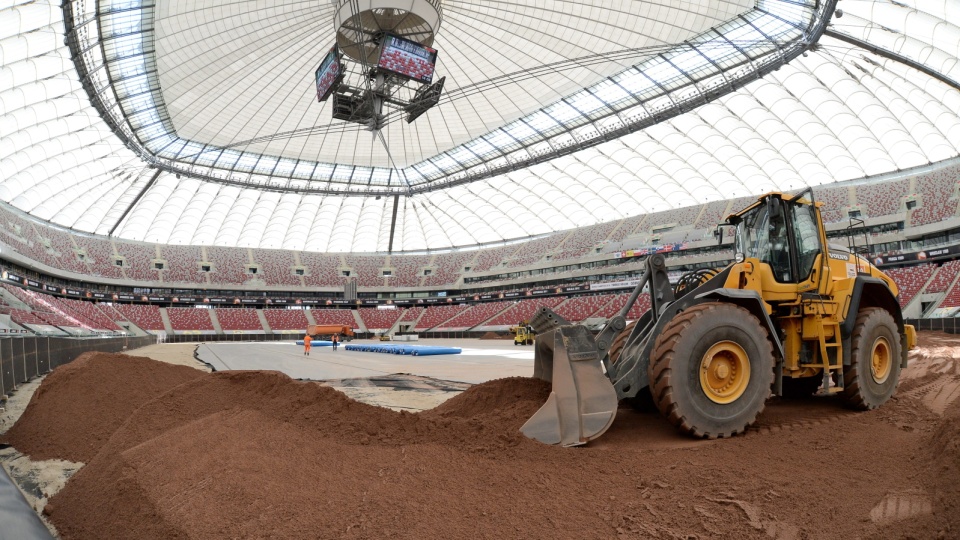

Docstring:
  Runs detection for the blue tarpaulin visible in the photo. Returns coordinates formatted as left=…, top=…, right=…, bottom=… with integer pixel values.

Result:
left=344, top=344, right=462, bottom=356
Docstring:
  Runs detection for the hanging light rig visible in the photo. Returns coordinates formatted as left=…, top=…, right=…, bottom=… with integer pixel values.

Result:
left=316, top=0, right=445, bottom=131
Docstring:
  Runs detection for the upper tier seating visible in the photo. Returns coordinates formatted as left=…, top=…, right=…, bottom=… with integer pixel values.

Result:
left=309, top=309, right=356, bottom=326
left=114, top=304, right=165, bottom=331
left=884, top=264, right=936, bottom=308
left=911, top=165, right=960, bottom=226
left=607, top=215, right=645, bottom=243
left=358, top=308, right=404, bottom=330
left=644, top=204, right=701, bottom=230
left=160, top=245, right=206, bottom=283
left=390, top=255, right=430, bottom=287
left=485, top=297, right=565, bottom=326
left=817, top=186, right=849, bottom=223
left=206, top=247, right=250, bottom=285
left=253, top=249, right=302, bottom=286
left=423, top=251, right=473, bottom=287
left=80, top=236, right=123, bottom=279
left=215, top=308, right=264, bottom=331
left=167, top=307, right=215, bottom=331
left=558, top=221, right=618, bottom=256
left=471, top=245, right=517, bottom=272
left=694, top=200, right=730, bottom=229
left=414, top=305, right=470, bottom=330
left=856, top=179, right=908, bottom=218
left=263, top=308, right=310, bottom=330
left=117, top=242, right=159, bottom=281
left=300, top=253, right=345, bottom=287
left=505, top=234, right=567, bottom=268
left=344, top=255, right=385, bottom=287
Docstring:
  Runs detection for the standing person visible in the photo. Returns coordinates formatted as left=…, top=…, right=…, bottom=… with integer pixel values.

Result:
left=332, top=333, right=340, bottom=351
left=303, top=334, right=312, bottom=356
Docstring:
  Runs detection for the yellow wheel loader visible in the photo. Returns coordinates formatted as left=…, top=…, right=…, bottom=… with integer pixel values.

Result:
left=521, top=189, right=917, bottom=446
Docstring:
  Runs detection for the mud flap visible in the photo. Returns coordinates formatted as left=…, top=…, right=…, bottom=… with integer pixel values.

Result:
left=521, top=325, right=618, bottom=446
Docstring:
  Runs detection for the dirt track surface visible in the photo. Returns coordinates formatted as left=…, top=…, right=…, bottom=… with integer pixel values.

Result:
left=3, top=332, right=960, bottom=539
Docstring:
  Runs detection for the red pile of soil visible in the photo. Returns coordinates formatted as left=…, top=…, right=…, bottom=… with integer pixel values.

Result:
left=9, top=336, right=960, bottom=539
left=0, top=352, right=204, bottom=462
left=478, top=331, right=511, bottom=340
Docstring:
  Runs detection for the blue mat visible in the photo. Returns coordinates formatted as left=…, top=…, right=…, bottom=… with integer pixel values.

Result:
left=344, top=343, right=462, bottom=356
left=295, top=340, right=333, bottom=346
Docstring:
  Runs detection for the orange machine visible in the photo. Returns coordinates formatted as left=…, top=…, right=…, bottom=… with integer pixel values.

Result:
left=306, top=324, right=355, bottom=341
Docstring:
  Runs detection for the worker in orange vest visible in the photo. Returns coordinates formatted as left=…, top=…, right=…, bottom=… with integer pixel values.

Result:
left=303, top=334, right=312, bottom=356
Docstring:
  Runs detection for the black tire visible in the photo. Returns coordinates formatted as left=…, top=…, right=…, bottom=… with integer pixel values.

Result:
left=648, top=303, right=775, bottom=439
left=514, top=341, right=519, bottom=346
left=780, top=375, right=823, bottom=398
left=608, top=320, right=638, bottom=364
left=841, top=308, right=901, bottom=410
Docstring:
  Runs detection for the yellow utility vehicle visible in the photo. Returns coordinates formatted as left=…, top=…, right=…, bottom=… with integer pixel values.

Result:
left=513, top=323, right=535, bottom=345
left=522, top=189, right=916, bottom=446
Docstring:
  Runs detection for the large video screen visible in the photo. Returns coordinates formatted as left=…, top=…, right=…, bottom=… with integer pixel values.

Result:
left=315, top=47, right=342, bottom=102
left=377, top=34, right=438, bottom=83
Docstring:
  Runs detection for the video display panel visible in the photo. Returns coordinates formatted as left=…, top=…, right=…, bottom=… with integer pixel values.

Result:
left=315, top=47, right=342, bottom=102
left=377, top=34, right=438, bottom=83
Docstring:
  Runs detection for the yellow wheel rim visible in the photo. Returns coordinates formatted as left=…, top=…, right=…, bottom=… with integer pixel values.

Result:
left=699, top=341, right=751, bottom=404
left=871, top=336, right=892, bottom=384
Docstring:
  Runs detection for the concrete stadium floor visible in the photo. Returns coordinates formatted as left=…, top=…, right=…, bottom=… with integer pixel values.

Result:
left=193, top=338, right=537, bottom=411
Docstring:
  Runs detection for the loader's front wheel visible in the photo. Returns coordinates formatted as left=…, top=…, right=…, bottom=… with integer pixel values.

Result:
left=648, top=303, right=774, bottom=439
left=841, top=308, right=901, bottom=410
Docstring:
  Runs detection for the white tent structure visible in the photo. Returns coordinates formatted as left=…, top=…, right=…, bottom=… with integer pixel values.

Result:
left=2, top=0, right=959, bottom=252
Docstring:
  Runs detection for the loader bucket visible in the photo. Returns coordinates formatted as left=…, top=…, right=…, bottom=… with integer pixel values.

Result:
left=521, top=325, right=618, bottom=446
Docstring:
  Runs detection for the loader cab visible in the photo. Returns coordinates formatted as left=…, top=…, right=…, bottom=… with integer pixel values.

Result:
left=728, top=191, right=826, bottom=291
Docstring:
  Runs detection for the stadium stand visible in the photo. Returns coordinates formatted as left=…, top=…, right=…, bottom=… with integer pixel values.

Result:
left=345, top=255, right=387, bottom=287
left=594, top=292, right=652, bottom=320
left=253, top=249, right=302, bottom=286
left=856, top=178, right=908, bottom=218
left=552, top=294, right=617, bottom=322
left=399, top=307, right=424, bottom=322
left=436, top=301, right=512, bottom=329
left=939, top=278, right=960, bottom=308
left=414, top=304, right=470, bottom=330
left=643, top=204, right=701, bottom=230
left=206, top=246, right=251, bottom=285
left=694, top=200, right=730, bottom=229
left=551, top=221, right=618, bottom=261
left=505, top=234, right=567, bottom=267
left=471, top=245, right=517, bottom=272
left=117, top=242, right=159, bottom=281
left=166, top=307, right=215, bottom=331
left=263, top=308, right=310, bottom=331
left=390, top=255, right=430, bottom=287
left=358, top=307, right=404, bottom=330
left=300, top=252, right=345, bottom=287
left=884, top=264, right=936, bottom=308
left=310, top=308, right=356, bottom=326
left=484, top=297, right=565, bottom=327
left=113, top=304, right=165, bottom=331
left=423, top=250, right=473, bottom=287
left=160, top=245, right=206, bottom=284
left=80, top=236, right=123, bottom=279
left=911, top=165, right=960, bottom=226
left=50, top=296, right=122, bottom=330
left=816, top=185, right=849, bottom=223
left=607, top=214, right=646, bottom=243
left=38, top=226, right=87, bottom=274
left=923, top=260, right=960, bottom=293
left=215, top=308, right=264, bottom=331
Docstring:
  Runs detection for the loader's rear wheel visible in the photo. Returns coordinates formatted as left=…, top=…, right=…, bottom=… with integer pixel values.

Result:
left=841, top=308, right=901, bottom=410
left=648, top=303, right=774, bottom=439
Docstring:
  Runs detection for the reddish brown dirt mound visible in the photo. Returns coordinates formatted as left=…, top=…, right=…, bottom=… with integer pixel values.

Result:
left=479, top=331, right=511, bottom=340
left=8, top=334, right=960, bottom=539
left=0, top=352, right=204, bottom=462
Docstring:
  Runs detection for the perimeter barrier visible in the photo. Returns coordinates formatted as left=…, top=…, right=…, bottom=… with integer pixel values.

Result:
left=906, top=318, right=960, bottom=334
left=0, top=335, right=155, bottom=400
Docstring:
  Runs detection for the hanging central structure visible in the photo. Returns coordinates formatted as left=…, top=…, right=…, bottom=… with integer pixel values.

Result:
left=317, top=0, right=446, bottom=131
